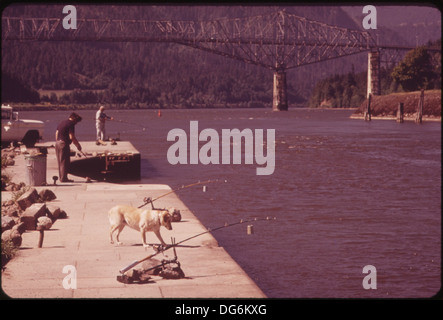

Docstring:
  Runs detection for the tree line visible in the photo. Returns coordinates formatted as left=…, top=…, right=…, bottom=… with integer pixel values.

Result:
left=3, top=42, right=440, bottom=109
left=308, top=41, right=441, bottom=108
left=2, top=41, right=278, bottom=108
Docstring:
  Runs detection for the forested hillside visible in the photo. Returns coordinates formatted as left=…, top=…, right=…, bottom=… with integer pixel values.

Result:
left=308, top=41, right=441, bottom=108
left=1, top=4, right=435, bottom=108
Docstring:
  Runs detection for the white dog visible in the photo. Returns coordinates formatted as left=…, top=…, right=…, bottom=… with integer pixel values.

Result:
left=108, top=205, right=172, bottom=248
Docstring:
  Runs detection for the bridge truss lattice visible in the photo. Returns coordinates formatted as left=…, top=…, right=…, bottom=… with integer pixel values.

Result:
left=2, top=10, right=377, bottom=71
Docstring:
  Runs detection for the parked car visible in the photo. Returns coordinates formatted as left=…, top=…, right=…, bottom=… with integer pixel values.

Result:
left=1, top=104, right=44, bottom=147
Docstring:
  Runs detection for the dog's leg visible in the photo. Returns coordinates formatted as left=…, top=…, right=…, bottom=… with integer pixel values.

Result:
left=154, top=230, right=167, bottom=247
left=109, top=224, right=118, bottom=244
left=141, top=231, right=150, bottom=249
left=114, top=224, right=125, bottom=246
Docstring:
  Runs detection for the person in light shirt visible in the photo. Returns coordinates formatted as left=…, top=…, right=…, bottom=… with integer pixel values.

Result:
left=95, top=105, right=113, bottom=142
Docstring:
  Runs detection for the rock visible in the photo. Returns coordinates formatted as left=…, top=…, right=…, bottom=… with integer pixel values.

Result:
left=45, top=205, right=61, bottom=221
left=159, top=262, right=185, bottom=279
left=2, top=203, right=19, bottom=217
left=4, top=158, right=15, bottom=166
left=39, top=189, right=57, bottom=202
left=1, top=216, right=15, bottom=231
left=5, top=183, right=21, bottom=192
left=1, top=229, right=22, bottom=247
left=168, top=208, right=182, bottom=222
left=2, top=199, right=15, bottom=207
left=1, top=149, right=15, bottom=159
left=20, top=203, right=47, bottom=230
left=37, top=216, right=53, bottom=230
left=16, top=188, right=39, bottom=211
left=1, top=151, right=16, bottom=167
left=12, top=222, right=26, bottom=234
left=58, top=210, right=68, bottom=219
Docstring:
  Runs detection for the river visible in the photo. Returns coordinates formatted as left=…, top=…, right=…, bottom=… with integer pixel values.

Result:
left=25, top=107, right=441, bottom=298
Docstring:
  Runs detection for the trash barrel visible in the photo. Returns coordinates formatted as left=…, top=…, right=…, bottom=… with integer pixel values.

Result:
left=25, top=153, right=47, bottom=186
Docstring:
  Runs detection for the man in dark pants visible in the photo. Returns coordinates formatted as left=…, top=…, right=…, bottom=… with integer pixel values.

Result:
left=55, top=113, right=83, bottom=182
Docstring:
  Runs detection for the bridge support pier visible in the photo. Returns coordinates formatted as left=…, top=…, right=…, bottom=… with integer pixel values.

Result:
left=367, top=50, right=381, bottom=98
left=273, top=69, right=288, bottom=111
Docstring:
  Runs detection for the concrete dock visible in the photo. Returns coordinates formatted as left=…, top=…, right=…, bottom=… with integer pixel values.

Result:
left=1, top=142, right=266, bottom=298
left=67, top=141, right=141, bottom=181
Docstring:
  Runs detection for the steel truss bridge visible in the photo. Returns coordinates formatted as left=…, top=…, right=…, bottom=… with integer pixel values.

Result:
left=2, top=10, right=440, bottom=110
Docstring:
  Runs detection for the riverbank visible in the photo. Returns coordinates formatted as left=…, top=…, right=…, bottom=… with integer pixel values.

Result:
left=351, top=89, right=441, bottom=121
left=6, top=101, right=268, bottom=111
left=1, top=144, right=266, bottom=298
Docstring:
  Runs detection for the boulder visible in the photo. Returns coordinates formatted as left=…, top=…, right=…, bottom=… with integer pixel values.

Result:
left=20, top=203, right=47, bottom=230
left=39, top=189, right=57, bottom=202
left=4, top=183, right=22, bottom=192
left=2, top=199, right=15, bottom=207
left=45, top=204, right=61, bottom=221
left=168, top=208, right=182, bottom=222
left=1, top=215, right=15, bottom=231
left=2, top=203, right=19, bottom=217
left=16, top=188, right=39, bottom=211
left=12, top=222, right=26, bottom=234
left=37, top=216, right=53, bottom=230
left=58, top=210, right=68, bottom=219
left=1, top=229, right=22, bottom=247
left=4, top=158, right=15, bottom=166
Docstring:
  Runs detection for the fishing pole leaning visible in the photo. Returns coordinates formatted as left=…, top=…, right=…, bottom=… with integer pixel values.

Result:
left=138, top=179, right=227, bottom=209
left=118, top=216, right=276, bottom=274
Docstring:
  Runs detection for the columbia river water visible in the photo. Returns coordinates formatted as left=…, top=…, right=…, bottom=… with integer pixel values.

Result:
left=27, top=108, right=441, bottom=298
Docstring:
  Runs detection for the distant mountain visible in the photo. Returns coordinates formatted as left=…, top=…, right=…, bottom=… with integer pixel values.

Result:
left=341, top=5, right=441, bottom=46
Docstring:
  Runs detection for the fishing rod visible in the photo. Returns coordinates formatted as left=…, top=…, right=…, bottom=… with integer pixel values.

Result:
left=118, top=216, right=276, bottom=274
left=138, top=179, right=227, bottom=209
left=115, top=119, right=147, bottom=131
left=79, top=149, right=89, bottom=158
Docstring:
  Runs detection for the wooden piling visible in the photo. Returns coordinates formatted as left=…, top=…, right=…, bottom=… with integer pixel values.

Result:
left=364, top=94, right=372, bottom=121
left=37, top=225, right=44, bottom=248
left=397, top=102, right=404, bottom=123
left=416, top=89, right=424, bottom=124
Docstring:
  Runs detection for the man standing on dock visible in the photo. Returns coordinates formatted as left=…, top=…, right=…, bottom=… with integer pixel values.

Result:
left=55, top=112, right=83, bottom=183
left=96, top=105, right=113, bottom=143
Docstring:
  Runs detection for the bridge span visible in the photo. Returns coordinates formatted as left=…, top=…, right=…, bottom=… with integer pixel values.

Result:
left=2, top=10, right=440, bottom=110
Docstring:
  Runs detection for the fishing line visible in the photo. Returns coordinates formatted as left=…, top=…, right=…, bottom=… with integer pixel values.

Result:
left=90, top=115, right=147, bottom=130
left=118, top=216, right=276, bottom=274
left=138, top=178, right=228, bottom=209
left=86, top=117, right=147, bottom=138
left=114, top=119, right=148, bottom=131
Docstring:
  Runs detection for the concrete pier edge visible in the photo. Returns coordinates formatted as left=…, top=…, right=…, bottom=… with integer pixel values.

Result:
left=1, top=141, right=266, bottom=299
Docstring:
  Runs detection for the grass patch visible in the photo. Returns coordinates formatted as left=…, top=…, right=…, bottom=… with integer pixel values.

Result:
left=354, top=90, right=441, bottom=117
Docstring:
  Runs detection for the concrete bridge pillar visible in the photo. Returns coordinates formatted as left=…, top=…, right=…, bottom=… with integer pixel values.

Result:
left=273, top=69, right=288, bottom=111
left=367, top=50, right=381, bottom=98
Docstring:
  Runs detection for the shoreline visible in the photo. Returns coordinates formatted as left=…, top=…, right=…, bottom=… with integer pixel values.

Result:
left=350, top=114, right=441, bottom=122
left=3, top=103, right=357, bottom=112
left=3, top=103, right=269, bottom=111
